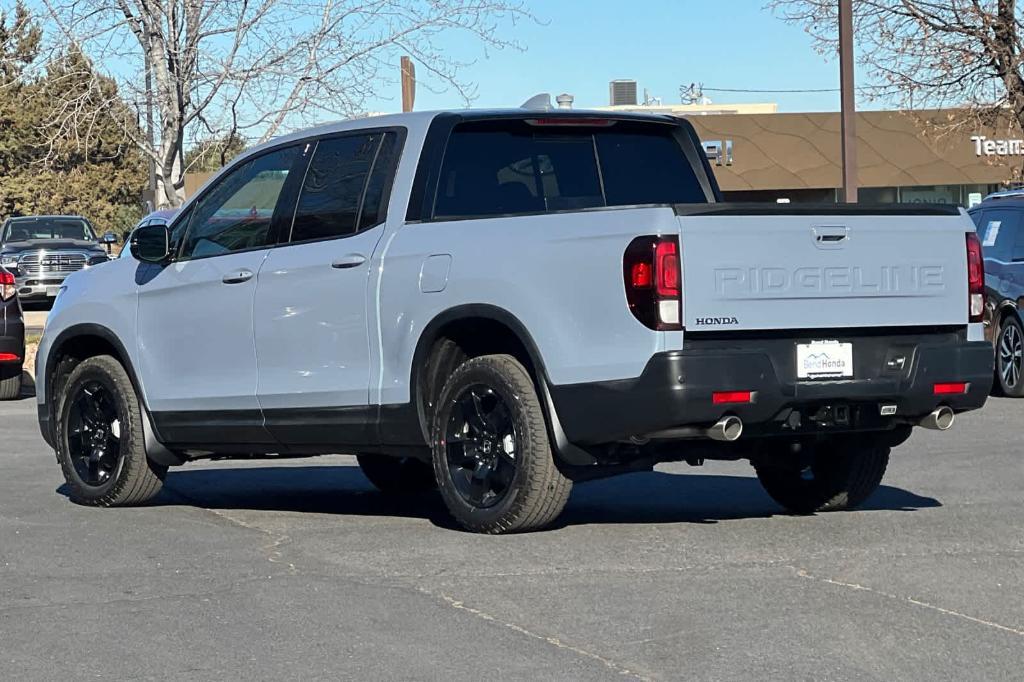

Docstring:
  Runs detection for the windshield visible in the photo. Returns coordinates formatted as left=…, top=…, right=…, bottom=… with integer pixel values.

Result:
left=2, top=218, right=96, bottom=243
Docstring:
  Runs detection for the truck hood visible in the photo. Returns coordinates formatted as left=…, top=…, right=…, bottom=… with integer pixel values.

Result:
left=0, top=239, right=103, bottom=254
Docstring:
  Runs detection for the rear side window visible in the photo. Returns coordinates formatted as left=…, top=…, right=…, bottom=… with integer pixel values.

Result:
left=359, top=132, right=401, bottom=231
left=433, top=119, right=708, bottom=220
left=978, top=209, right=1019, bottom=261
left=290, top=134, right=380, bottom=243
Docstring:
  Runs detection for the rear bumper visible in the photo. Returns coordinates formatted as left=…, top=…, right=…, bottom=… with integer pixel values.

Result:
left=550, top=329, right=993, bottom=445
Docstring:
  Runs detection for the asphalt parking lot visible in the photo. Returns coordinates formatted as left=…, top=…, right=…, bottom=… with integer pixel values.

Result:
left=2, top=394, right=1022, bottom=680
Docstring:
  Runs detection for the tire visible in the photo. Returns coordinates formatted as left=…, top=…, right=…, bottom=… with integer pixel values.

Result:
left=431, top=354, right=572, bottom=534
left=356, top=454, right=436, bottom=494
left=996, top=315, right=1024, bottom=397
left=0, top=363, right=22, bottom=400
left=755, top=436, right=889, bottom=514
left=55, top=355, right=166, bottom=506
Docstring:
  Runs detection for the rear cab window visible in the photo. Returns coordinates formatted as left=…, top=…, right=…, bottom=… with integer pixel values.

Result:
left=432, top=117, right=712, bottom=220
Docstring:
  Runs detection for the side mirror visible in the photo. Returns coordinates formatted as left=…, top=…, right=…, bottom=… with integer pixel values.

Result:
left=101, top=231, right=118, bottom=245
left=130, top=224, right=171, bottom=263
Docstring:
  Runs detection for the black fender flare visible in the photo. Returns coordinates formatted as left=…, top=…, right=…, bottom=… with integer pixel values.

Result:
left=410, top=304, right=596, bottom=466
left=42, top=323, right=184, bottom=466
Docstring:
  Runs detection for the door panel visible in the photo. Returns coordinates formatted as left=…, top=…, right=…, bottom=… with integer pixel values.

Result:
left=253, top=131, right=400, bottom=447
left=138, top=251, right=269, bottom=415
left=136, top=144, right=307, bottom=445
left=254, top=224, right=383, bottom=413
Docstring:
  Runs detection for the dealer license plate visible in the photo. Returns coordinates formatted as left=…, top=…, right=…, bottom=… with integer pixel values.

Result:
left=796, top=340, right=853, bottom=379
left=46, top=286, right=60, bottom=297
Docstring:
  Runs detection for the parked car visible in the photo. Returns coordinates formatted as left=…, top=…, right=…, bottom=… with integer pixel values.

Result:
left=120, top=209, right=179, bottom=258
left=0, top=216, right=117, bottom=303
left=0, top=265, right=25, bottom=399
left=36, top=108, right=992, bottom=533
left=969, top=190, right=1024, bottom=396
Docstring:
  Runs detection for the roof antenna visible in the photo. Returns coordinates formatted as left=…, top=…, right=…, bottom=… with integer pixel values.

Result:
left=520, top=93, right=553, bottom=111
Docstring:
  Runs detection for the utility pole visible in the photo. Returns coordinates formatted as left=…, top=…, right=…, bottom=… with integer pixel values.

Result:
left=401, top=56, right=416, bottom=113
left=839, top=0, right=858, bottom=202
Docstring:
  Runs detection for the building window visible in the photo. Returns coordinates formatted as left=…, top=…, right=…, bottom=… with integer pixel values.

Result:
left=860, top=187, right=898, bottom=204
left=899, top=185, right=961, bottom=205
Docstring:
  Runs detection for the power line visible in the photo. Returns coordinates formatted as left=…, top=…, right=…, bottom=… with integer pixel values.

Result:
left=702, top=85, right=886, bottom=94
left=703, top=86, right=840, bottom=93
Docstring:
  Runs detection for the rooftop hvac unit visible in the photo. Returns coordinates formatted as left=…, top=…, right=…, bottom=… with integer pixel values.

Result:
left=609, top=79, right=638, bottom=106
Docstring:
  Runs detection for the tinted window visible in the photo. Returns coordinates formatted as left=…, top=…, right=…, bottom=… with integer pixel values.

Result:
left=359, top=132, right=401, bottom=231
left=290, top=134, right=380, bottom=243
left=597, top=131, right=707, bottom=206
left=182, top=146, right=300, bottom=259
left=1013, top=218, right=1024, bottom=262
left=433, top=120, right=707, bottom=219
left=978, top=209, right=1019, bottom=261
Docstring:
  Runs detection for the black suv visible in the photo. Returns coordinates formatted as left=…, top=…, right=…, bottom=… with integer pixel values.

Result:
left=969, top=191, right=1024, bottom=396
left=0, top=265, right=25, bottom=399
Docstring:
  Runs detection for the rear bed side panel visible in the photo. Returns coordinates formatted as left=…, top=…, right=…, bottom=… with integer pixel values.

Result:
left=677, top=212, right=974, bottom=332
left=375, top=206, right=682, bottom=405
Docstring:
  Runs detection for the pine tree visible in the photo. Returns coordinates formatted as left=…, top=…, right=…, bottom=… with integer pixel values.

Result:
left=0, top=3, right=145, bottom=236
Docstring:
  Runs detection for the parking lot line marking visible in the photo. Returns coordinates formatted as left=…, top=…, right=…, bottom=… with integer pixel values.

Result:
left=793, top=568, right=1024, bottom=638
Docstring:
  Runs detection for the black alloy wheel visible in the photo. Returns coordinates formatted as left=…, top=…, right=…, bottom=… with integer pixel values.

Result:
left=431, top=354, right=572, bottom=533
left=997, top=316, right=1024, bottom=397
left=67, top=380, right=123, bottom=487
left=56, top=355, right=166, bottom=506
left=444, top=384, right=518, bottom=509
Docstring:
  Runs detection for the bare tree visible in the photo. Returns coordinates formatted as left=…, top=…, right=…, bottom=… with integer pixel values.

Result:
left=37, top=0, right=532, bottom=207
left=769, top=1, right=1024, bottom=141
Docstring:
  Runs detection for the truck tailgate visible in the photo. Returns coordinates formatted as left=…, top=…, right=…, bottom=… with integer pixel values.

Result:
left=677, top=211, right=971, bottom=331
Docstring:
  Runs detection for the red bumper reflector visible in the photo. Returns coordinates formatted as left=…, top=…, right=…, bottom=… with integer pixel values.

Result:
left=0, top=353, right=20, bottom=363
left=713, top=390, right=753, bottom=405
left=933, top=382, right=968, bottom=395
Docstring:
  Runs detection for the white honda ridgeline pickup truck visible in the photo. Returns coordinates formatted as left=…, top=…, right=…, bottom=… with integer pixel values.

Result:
left=36, top=108, right=992, bottom=533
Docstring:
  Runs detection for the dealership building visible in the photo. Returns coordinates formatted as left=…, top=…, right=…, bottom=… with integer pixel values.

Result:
left=597, top=90, right=1020, bottom=208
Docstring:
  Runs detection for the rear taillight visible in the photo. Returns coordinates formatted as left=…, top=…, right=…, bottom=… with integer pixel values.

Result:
left=0, top=270, right=15, bottom=302
left=966, top=232, right=985, bottom=323
left=624, top=236, right=682, bottom=330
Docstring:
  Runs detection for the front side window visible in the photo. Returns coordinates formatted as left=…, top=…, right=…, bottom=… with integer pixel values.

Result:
left=290, top=134, right=381, bottom=243
left=181, top=146, right=300, bottom=259
left=433, top=119, right=708, bottom=220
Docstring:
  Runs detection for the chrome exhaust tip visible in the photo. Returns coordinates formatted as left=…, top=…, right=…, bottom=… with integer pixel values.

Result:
left=707, top=415, right=743, bottom=442
left=919, top=406, right=955, bottom=431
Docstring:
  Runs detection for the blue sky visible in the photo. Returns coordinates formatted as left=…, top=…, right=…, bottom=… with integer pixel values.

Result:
left=367, top=1, right=860, bottom=114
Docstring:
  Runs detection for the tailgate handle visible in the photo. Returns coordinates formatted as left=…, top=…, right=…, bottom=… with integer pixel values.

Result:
left=813, top=226, right=849, bottom=249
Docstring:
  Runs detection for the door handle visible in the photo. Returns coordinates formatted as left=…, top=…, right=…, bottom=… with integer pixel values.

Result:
left=222, top=268, right=255, bottom=284
left=331, top=253, right=368, bottom=269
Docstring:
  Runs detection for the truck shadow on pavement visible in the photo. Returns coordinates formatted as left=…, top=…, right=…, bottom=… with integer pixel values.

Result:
left=100, top=465, right=942, bottom=529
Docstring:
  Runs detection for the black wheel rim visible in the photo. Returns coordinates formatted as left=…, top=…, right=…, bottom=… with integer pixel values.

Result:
left=443, top=384, right=518, bottom=509
left=66, top=380, right=123, bottom=487
left=1000, top=323, right=1023, bottom=389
